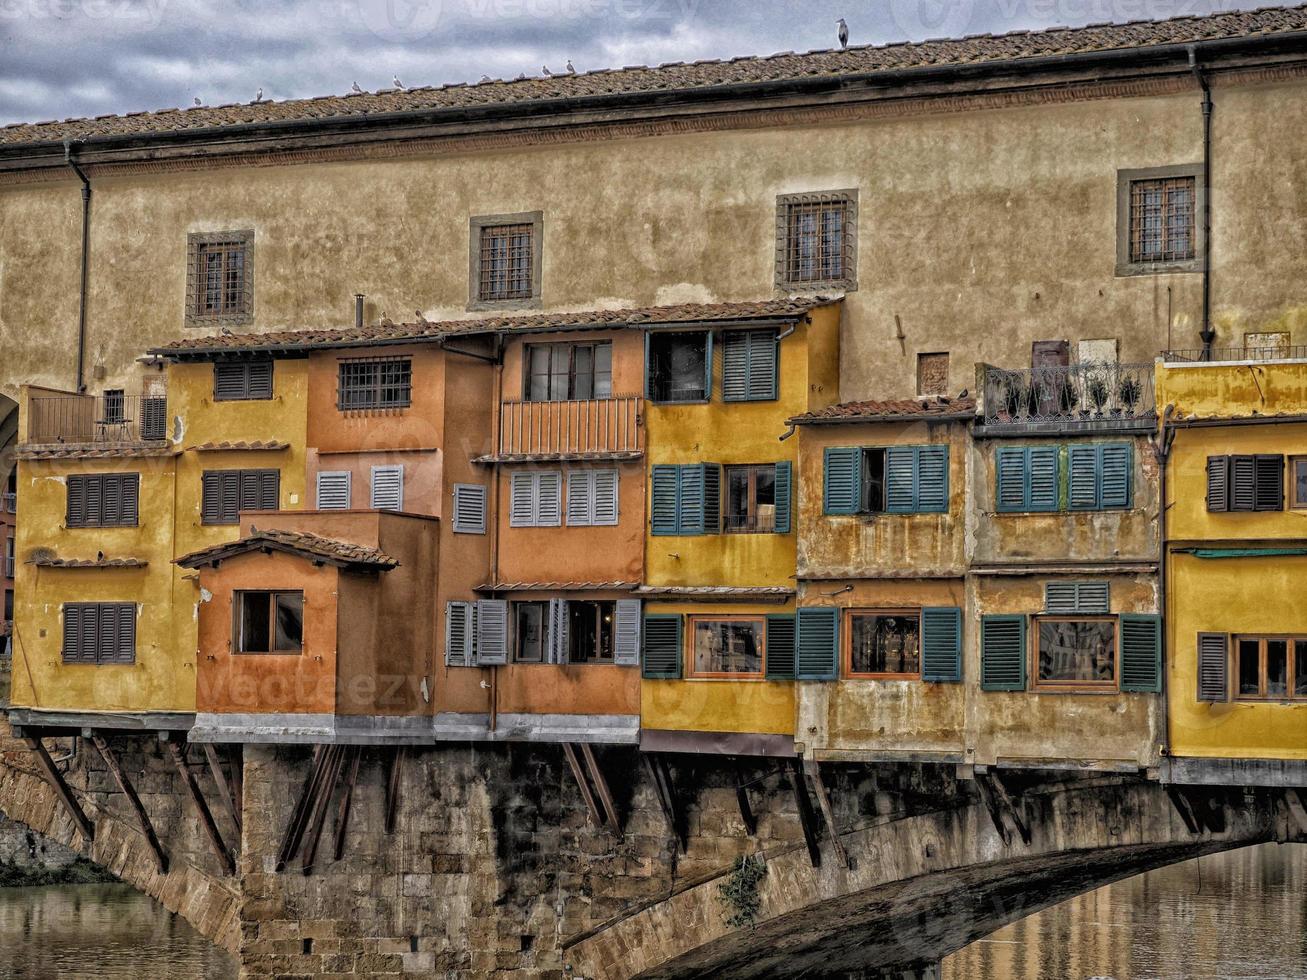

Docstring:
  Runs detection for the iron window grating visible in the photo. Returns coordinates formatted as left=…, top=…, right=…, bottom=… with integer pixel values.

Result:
left=337, top=356, right=412, bottom=411
left=185, top=230, right=254, bottom=327
left=469, top=211, right=543, bottom=310
left=775, top=190, right=858, bottom=291
left=1129, top=176, right=1196, bottom=263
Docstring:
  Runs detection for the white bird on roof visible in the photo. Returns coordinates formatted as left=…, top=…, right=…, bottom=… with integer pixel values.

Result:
left=253, top=88, right=263, bottom=102
left=351, top=81, right=364, bottom=94
left=479, top=74, right=491, bottom=82
left=542, top=65, right=553, bottom=76
left=393, top=75, right=405, bottom=90
left=566, top=60, right=575, bottom=73
left=837, top=18, right=849, bottom=49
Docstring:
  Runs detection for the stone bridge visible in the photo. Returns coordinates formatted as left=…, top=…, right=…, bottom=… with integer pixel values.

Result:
left=0, top=716, right=1303, bottom=979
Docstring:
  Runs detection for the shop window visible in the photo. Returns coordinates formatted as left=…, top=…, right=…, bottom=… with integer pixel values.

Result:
left=525, top=342, right=612, bottom=401
left=235, top=591, right=303, bottom=654
left=689, top=616, right=764, bottom=678
left=646, top=331, right=709, bottom=403
left=846, top=610, right=920, bottom=678
left=1034, top=617, right=1116, bottom=690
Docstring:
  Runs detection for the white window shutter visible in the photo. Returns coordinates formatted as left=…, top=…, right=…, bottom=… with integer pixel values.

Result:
left=536, top=471, right=562, bottom=526
left=548, top=598, right=569, bottom=664
left=510, top=472, right=536, bottom=527
left=370, top=465, right=404, bottom=510
left=475, top=599, right=508, bottom=665
left=566, top=470, right=593, bottom=526
left=445, top=601, right=473, bottom=667
left=316, top=471, right=351, bottom=510
left=452, top=484, right=487, bottom=534
left=593, top=469, right=619, bottom=526
left=614, top=599, right=642, bottom=666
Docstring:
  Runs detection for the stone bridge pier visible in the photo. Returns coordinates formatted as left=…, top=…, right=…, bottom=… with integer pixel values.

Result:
left=1, top=721, right=1304, bottom=979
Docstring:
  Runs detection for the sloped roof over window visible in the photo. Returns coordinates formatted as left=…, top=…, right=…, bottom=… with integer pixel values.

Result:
left=30, top=556, right=148, bottom=569
left=151, top=298, right=834, bottom=358
left=175, top=528, right=398, bottom=571
left=186, top=440, right=290, bottom=452
left=789, top=395, right=977, bottom=425
left=5, top=6, right=1306, bottom=149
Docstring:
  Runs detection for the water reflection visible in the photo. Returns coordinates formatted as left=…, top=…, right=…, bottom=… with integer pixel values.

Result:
left=0, top=883, right=235, bottom=979
left=942, top=842, right=1307, bottom=980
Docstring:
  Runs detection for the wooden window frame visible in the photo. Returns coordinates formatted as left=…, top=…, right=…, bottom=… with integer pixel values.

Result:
left=1115, top=165, right=1203, bottom=277
left=686, top=614, right=767, bottom=680
left=1031, top=615, right=1119, bottom=693
left=232, top=590, right=304, bottom=656
left=843, top=608, right=923, bottom=680
left=1232, top=634, right=1307, bottom=702
left=723, top=463, right=778, bottom=534
left=185, top=230, right=254, bottom=327
left=645, top=330, right=712, bottom=405
left=512, top=600, right=550, bottom=664
left=523, top=341, right=613, bottom=402
left=337, top=357, right=412, bottom=412
left=567, top=600, right=617, bottom=665
left=469, top=211, right=543, bottom=310
left=1291, top=457, right=1307, bottom=510
left=775, top=190, right=858, bottom=291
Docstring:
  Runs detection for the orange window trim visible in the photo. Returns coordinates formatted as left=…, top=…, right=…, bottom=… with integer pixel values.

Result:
left=842, top=607, right=922, bottom=680
left=1031, top=615, right=1118, bottom=693
left=686, top=614, right=767, bottom=680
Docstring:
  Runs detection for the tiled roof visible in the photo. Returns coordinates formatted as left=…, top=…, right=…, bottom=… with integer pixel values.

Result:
left=16, top=442, right=175, bottom=460
left=789, top=395, right=977, bottom=424
left=474, top=452, right=644, bottom=465
left=187, top=440, right=290, bottom=452
left=150, top=298, right=832, bottom=357
left=5, top=6, right=1306, bottom=148
left=31, top=556, right=148, bottom=569
left=476, top=581, right=639, bottom=592
left=634, top=585, right=795, bottom=600
left=176, top=528, right=398, bottom=570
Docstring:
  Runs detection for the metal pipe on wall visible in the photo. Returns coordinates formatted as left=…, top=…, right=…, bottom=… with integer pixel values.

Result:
left=1187, top=47, right=1215, bottom=358
left=62, top=141, right=91, bottom=393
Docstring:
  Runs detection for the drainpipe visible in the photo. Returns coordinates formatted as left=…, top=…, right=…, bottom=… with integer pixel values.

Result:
left=354, top=293, right=364, bottom=329
left=1154, top=405, right=1177, bottom=769
left=487, top=334, right=504, bottom=732
left=63, top=141, right=91, bottom=393
left=1187, top=48, right=1214, bottom=359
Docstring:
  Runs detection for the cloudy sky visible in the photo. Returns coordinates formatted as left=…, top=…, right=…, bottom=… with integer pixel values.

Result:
left=0, top=0, right=1282, bottom=127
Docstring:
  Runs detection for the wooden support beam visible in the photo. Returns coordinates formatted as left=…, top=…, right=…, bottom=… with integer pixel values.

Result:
left=228, top=744, right=243, bottom=815
left=642, top=753, right=685, bottom=854
left=202, top=743, right=242, bottom=837
left=1166, top=785, right=1203, bottom=835
left=302, top=745, right=346, bottom=875
left=166, top=741, right=235, bottom=877
left=805, top=760, right=849, bottom=869
left=91, top=735, right=167, bottom=874
left=787, top=757, right=822, bottom=869
left=333, top=748, right=362, bottom=863
left=580, top=743, right=622, bottom=838
left=277, top=745, right=328, bottom=872
left=384, top=746, right=406, bottom=835
left=563, top=743, right=605, bottom=828
left=734, top=762, right=757, bottom=837
left=974, top=773, right=1012, bottom=846
left=24, top=736, right=95, bottom=843
left=986, top=771, right=1032, bottom=846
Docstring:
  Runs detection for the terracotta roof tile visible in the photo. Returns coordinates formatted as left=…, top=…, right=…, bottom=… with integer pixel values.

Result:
left=5, top=6, right=1305, bottom=147
left=16, top=443, right=177, bottom=460
left=789, top=395, right=977, bottom=424
left=634, top=585, right=795, bottom=599
left=30, top=556, right=148, bottom=569
left=187, top=440, right=290, bottom=452
left=176, top=528, right=398, bottom=570
left=150, top=298, right=832, bottom=357
left=476, top=581, right=639, bottom=592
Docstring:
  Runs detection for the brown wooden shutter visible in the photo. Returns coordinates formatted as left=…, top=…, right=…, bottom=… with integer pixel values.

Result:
left=79, top=604, right=99, bottom=665
left=1254, top=455, right=1284, bottom=511
left=1197, top=632, right=1229, bottom=702
left=67, top=476, right=86, bottom=526
left=1206, top=456, right=1229, bottom=512
left=201, top=472, right=222, bottom=524
left=1230, top=456, right=1257, bottom=511
left=102, top=475, right=122, bottom=526
left=120, top=475, right=140, bottom=526
left=62, top=604, right=82, bottom=663
left=111, top=604, right=136, bottom=664
left=258, top=470, right=280, bottom=510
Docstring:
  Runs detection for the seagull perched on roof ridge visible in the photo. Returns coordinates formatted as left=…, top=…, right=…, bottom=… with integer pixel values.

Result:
left=351, top=81, right=364, bottom=94
left=393, top=75, right=405, bottom=90
left=379, top=312, right=395, bottom=327
left=837, top=17, right=849, bottom=49
left=253, top=87, right=263, bottom=102
left=542, top=65, right=553, bottom=76
left=566, top=59, right=575, bottom=73
left=415, top=310, right=430, bottom=326
left=479, top=74, right=492, bottom=82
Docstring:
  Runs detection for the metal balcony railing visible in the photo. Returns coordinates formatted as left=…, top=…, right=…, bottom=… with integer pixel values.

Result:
left=25, top=394, right=168, bottom=445
left=981, top=362, right=1155, bottom=429
left=1162, top=345, right=1307, bottom=363
left=498, top=394, right=643, bottom=458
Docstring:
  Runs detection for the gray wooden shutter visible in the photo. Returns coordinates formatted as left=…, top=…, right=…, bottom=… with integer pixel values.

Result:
left=1206, top=456, right=1230, bottom=512
left=445, top=601, right=472, bottom=667
left=1231, top=455, right=1257, bottom=511
left=475, top=599, right=508, bottom=665
left=1099, top=444, right=1132, bottom=509
left=370, top=465, right=404, bottom=511
left=214, top=362, right=247, bottom=400
left=258, top=470, right=279, bottom=510
left=238, top=470, right=263, bottom=513
left=642, top=614, right=682, bottom=679
left=650, top=466, right=679, bottom=535
left=316, top=471, right=351, bottom=510
left=62, top=604, right=82, bottom=664
left=536, top=471, right=562, bottom=526
left=247, top=360, right=274, bottom=399
left=1045, top=581, right=1109, bottom=614
left=885, top=446, right=917, bottom=513
left=102, top=475, right=123, bottom=526
left=547, top=598, right=569, bottom=665
left=796, top=607, right=838, bottom=680
left=66, top=476, right=86, bottom=526
left=119, top=475, right=140, bottom=526
left=84, top=476, right=103, bottom=526
left=824, top=447, right=861, bottom=515
left=96, top=604, right=117, bottom=666
left=916, top=445, right=949, bottom=513
left=996, top=447, right=1027, bottom=512
left=452, top=484, right=487, bottom=534
left=765, top=614, right=797, bottom=680
left=921, top=607, right=962, bottom=682
left=1255, top=454, right=1285, bottom=511
left=79, top=604, right=99, bottom=664
left=1028, top=446, right=1060, bottom=511
left=702, top=464, right=721, bottom=533
left=1197, top=632, right=1229, bottom=702
left=678, top=465, right=705, bottom=534
left=613, top=599, right=642, bottom=666
left=773, top=461, right=792, bottom=534
left=200, top=472, right=220, bottom=524
left=980, top=615, right=1026, bottom=691
left=592, top=469, right=619, bottom=526
left=141, top=396, right=167, bottom=440
left=566, top=470, right=593, bottom=526
left=1068, top=446, right=1099, bottom=510
left=510, top=471, right=536, bottom=527
left=221, top=472, right=241, bottom=521
left=110, top=604, right=136, bottom=664
left=1119, top=614, right=1162, bottom=693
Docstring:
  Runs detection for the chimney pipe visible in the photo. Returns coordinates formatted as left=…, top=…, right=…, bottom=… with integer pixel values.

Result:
left=354, top=294, right=365, bottom=329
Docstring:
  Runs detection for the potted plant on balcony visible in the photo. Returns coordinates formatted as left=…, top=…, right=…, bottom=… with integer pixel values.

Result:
left=1086, top=374, right=1110, bottom=418
left=1057, top=375, right=1079, bottom=417
left=1001, top=375, right=1025, bottom=420
left=1117, top=374, right=1142, bottom=417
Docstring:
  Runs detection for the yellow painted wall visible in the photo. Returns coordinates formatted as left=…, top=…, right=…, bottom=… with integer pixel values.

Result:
left=640, top=601, right=796, bottom=737
left=1157, top=360, right=1307, bottom=422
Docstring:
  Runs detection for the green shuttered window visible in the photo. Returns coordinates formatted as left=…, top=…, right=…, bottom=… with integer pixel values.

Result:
left=765, top=614, right=797, bottom=680
left=721, top=329, right=779, bottom=402
left=772, top=461, right=792, bottom=534
left=996, top=447, right=1060, bottom=512
left=1068, top=443, right=1132, bottom=510
left=980, top=615, right=1026, bottom=691
left=653, top=463, right=790, bottom=535
left=796, top=607, right=839, bottom=680
left=921, top=607, right=963, bottom=682
left=998, top=443, right=1132, bottom=513
left=823, top=445, right=949, bottom=515
left=823, top=447, right=861, bottom=515
left=1119, top=614, right=1162, bottom=693
left=642, top=614, right=683, bottom=679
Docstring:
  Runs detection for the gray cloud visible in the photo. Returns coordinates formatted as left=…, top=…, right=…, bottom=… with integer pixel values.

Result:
left=0, top=0, right=1284, bottom=126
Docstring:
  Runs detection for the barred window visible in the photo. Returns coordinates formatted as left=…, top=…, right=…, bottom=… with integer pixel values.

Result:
left=337, top=357, right=412, bottom=411
left=1129, top=177, right=1195, bottom=263
left=186, top=231, right=253, bottom=325
left=479, top=223, right=534, bottom=301
left=776, top=191, right=858, bottom=289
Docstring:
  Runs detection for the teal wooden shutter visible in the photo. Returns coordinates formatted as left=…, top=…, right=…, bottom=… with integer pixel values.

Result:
left=1067, top=446, right=1100, bottom=510
left=642, top=614, right=683, bottom=679
left=796, top=607, right=839, bottom=680
left=651, top=466, right=679, bottom=536
left=773, top=460, right=792, bottom=534
left=1028, top=447, right=1060, bottom=511
left=980, top=615, right=1026, bottom=691
left=720, top=329, right=778, bottom=402
left=765, top=614, right=796, bottom=680
left=823, top=447, right=861, bottom=515
left=885, top=446, right=917, bottom=513
left=748, top=330, right=778, bottom=401
left=721, top=331, right=749, bottom=401
left=1119, top=614, right=1162, bottom=693
left=1099, top=444, right=1132, bottom=509
left=921, top=607, right=962, bottom=682
left=702, top=464, right=721, bottom=534
left=996, top=447, right=1028, bottom=512
left=916, top=445, right=949, bottom=513
left=703, top=331, right=714, bottom=402
left=678, top=465, right=704, bottom=534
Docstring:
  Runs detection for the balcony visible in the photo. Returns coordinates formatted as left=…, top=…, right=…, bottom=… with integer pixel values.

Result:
left=25, top=394, right=168, bottom=446
left=979, top=362, right=1155, bottom=433
left=1162, top=344, right=1307, bottom=363
left=494, top=394, right=643, bottom=460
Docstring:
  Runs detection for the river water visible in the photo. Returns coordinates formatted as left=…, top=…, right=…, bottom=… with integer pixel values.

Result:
left=0, top=843, right=1302, bottom=978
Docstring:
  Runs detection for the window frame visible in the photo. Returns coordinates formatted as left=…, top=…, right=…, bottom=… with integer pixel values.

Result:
left=1115, top=165, right=1204, bottom=277
left=512, top=600, right=550, bottom=664
left=1232, top=634, right=1307, bottom=702
left=186, top=230, right=254, bottom=326
left=1031, top=614, right=1119, bottom=693
left=723, top=463, right=778, bottom=534
left=686, top=614, right=767, bottom=680
left=469, top=211, right=543, bottom=310
left=523, top=341, right=613, bottom=402
left=232, top=590, right=305, bottom=655
left=566, top=599, right=617, bottom=665
left=775, top=189, right=859, bottom=291
left=843, top=608, right=923, bottom=680
left=645, top=330, right=712, bottom=405
left=337, top=357, right=412, bottom=412
left=1291, top=457, right=1307, bottom=510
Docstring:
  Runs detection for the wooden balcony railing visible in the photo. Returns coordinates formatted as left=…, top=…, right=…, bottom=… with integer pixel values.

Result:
left=26, top=394, right=168, bottom=445
left=498, top=394, right=643, bottom=458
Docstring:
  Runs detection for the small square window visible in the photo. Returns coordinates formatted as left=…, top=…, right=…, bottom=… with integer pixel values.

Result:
left=646, top=331, right=708, bottom=403
left=776, top=190, right=858, bottom=291
left=235, top=591, right=303, bottom=654
left=469, top=212, right=542, bottom=310
left=1116, top=167, right=1202, bottom=276
left=186, top=231, right=254, bottom=326
left=917, top=353, right=949, bottom=397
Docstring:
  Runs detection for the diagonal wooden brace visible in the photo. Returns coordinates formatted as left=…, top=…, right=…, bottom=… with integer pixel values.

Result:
left=167, top=740, right=235, bottom=876
left=92, top=734, right=167, bottom=873
left=24, top=736, right=94, bottom=843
